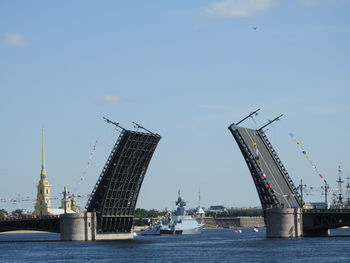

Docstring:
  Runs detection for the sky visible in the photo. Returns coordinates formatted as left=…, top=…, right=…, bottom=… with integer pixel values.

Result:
left=1, top=0, right=349, bottom=212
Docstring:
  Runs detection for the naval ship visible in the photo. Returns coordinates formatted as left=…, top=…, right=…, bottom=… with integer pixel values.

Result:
left=140, top=192, right=205, bottom=235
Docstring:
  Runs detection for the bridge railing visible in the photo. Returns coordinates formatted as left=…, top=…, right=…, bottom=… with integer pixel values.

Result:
left=257, top=129, right=302, bottom=206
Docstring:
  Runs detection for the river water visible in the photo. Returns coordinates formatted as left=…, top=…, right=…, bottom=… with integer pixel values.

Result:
left=1, top=228, right=350, bottom=262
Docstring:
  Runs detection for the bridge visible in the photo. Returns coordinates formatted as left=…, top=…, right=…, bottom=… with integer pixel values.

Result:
left=0, top=216, right=60, bottom=233
left=228, top=109, right=350, bottom=237
left=85, top=119, right=161, bottom=234
left=0, top=119, right=161, bottom=240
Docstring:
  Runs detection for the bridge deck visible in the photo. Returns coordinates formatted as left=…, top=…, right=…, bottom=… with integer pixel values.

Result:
left=233, top=126, right=300, bottom=209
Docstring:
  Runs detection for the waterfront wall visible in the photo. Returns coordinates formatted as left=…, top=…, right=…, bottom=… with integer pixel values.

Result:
left=203, top=217, right=265, bottom=228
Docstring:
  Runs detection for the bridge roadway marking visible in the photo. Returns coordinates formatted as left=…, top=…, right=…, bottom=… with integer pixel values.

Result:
left=241, top=127, right=293, bottom=208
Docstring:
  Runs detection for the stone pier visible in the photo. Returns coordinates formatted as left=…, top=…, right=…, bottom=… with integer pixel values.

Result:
left=60, top=212, right=133, bottom=241
left=265, top=208, right=303, bottom=238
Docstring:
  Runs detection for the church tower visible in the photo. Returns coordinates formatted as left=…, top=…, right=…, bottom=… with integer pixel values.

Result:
left=33, top=129, right=51, bottom=216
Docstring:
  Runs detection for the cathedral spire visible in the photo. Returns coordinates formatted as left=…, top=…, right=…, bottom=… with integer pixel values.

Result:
left=40, top=128, right=47, bottom=179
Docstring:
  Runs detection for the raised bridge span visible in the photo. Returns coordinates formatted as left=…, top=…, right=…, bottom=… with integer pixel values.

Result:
left=229, top=125, right=302, bottom=209
left=228, top=110, right=350, bottom=237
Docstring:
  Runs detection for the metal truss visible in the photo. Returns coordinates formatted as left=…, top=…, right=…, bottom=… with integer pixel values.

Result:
left=86, top=128, right=161, bottom=233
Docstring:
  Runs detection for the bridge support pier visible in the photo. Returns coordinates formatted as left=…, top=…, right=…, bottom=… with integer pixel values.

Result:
left=265, top=208, right=303, bottom=238
left=60, top=212, right=96, bottom=241
left=60, top=212, right=134, bottom=241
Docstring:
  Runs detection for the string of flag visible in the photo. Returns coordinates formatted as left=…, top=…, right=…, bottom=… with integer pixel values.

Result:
left=0, top=194, right=92, bottom=204
left=289, top=133, right=325, bottom=180
left=74, top=138, right=99, bottom=193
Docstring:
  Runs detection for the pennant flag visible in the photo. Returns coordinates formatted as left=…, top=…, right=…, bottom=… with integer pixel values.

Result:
left=290, top=132, right=325, bottom=182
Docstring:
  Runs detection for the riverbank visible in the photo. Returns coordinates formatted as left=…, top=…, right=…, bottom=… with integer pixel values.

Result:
left=0, top=230, right=50, bottom=234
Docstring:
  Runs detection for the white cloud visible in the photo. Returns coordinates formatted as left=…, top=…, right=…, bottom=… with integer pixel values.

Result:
left=201, top=0, right=277, bottom=19
left=0, top=33, right=29, bottom=47
left=98, top=95, right=122, bottom=103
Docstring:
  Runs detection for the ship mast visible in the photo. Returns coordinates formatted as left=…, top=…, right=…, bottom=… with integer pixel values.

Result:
left=346, top=171, right=350, bottom=206
left=337, top=165, right=344, bottom=206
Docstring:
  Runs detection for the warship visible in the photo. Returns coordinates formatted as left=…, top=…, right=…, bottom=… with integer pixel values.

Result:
left=140, top=192, right=205, bottom=235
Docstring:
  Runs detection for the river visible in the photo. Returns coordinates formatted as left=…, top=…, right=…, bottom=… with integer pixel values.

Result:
left=1, top=228, right=350, bottom=262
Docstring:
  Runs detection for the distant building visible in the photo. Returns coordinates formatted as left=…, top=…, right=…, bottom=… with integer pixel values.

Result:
left=70, top=194, right=84, bottom=213
left=207, top=205, right=227, bottom=213
left=195, top=189, right=205, bottom=218
left=32, top=129, right=84, bottom=216
left=33, top=129, right=51, bottom=216
left=54, top=187, right=84, bottom=215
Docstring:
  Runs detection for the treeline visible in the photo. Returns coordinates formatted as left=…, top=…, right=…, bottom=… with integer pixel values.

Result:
left=0, top=208, right=263, bottom=219
left=208, top=208, right=263, bottom=218
left=133, top=208, right=263, bottom=218
left=134, top=208, right=167, bottom=219
left=0, top=209, right=28, bottom=219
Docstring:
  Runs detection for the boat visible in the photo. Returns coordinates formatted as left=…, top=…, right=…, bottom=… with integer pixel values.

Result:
left=140, top=192, right=205, bottom=235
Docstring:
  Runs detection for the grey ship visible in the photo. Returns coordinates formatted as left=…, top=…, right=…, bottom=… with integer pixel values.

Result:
left=140, top=192, right=205, bottom=235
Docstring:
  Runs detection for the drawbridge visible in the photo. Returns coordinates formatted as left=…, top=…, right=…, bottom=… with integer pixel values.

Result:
left=228, top=110, right=350, bottom=237
left=228, top=109, right=302, bottom=209
left=85, top=119, right=161, bottom=233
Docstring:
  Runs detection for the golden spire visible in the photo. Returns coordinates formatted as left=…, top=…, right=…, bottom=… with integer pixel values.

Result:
left=40, top=128, right=47, bottom=179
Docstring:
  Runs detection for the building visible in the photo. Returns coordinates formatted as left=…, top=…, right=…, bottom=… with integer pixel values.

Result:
left=33, top=129, right=51, bottom=216
left=32, top=129, right=84, bottom=216
left=207, top=205, right=227, bottom=214
left=195, top=189, right=205, bottom=218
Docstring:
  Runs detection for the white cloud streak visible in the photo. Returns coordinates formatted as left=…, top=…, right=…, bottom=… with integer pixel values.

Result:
left=0, top=33, right=29, bottom=47
left=201, top=0, right=277, bottom=19
left=98, top=95, right=122, bottom=103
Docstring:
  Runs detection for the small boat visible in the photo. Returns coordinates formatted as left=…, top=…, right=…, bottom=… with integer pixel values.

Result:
left=253, top=227, right=259, bottom=232
left=140, top=192, right=205, bottom=235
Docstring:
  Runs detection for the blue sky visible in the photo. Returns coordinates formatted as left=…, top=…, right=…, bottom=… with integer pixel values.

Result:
left=1, top=0, right=349, bottom=212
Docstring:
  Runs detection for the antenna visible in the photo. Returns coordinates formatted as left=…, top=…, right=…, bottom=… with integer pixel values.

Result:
left=234, top=108, right=260, bottom=126
left=258, top=114, right=283, bottom=131
left=198, top=188, right=201, bottom=208
left=132, top=122, right=154, bottom=134
left=103, top=117, right=126, bottom=131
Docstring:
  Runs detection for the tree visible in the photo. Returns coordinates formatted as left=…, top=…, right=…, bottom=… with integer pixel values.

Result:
left=11, top=209, right=26, bottom=217
left=0, top=209, right=8, bottom=219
